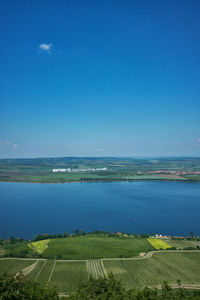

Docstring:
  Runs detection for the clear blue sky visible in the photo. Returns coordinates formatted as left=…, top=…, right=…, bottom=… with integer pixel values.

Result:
left=0, top=0, right=200, bottom=158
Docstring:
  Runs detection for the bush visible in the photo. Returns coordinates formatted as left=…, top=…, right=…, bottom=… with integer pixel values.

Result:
left=68, top=273, right=200, bottom=300
left=0, top=272, right=59, bottom=299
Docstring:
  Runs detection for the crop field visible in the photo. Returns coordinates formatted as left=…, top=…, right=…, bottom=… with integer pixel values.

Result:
left=26, top=259, right=46, bottom=280
left=28, top=239, right=49, bottom=254
left=103, top=252, right=200, bottom=289
left=1, top=252, right=200, bottom=294
left=168, top=239, right=200, bottom=249
left=48, top=261, right=88, bottom=294
left=86, top=259, right=106, bottom=278
left=42, top=236, right=154, bottom=259
left=0, top=248, right=5, bottom=257
left=0, top=259, right=35, bottom=274
left=147, top=238, right=172, bottom=249
left=36, top=259, right=55, bottom=285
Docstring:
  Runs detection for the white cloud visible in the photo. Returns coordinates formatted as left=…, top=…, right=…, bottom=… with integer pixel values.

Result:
left=5, top=142, right=10, bottom=145
left=13, top=144, right=18, bottom=148
left=97, top=147, right=104, bottom=153
left=196, top=138, right=200, bottom=143
left=39, top=43, right=53, bottom=53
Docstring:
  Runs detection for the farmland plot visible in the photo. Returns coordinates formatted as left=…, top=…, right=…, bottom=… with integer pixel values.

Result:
left=43, top=236, right=154, bottom=259
left=103, top=252, right=200, bottom=289
left=25, top=259, right=45, bottom=280
left=147, top=238, right=172, bottom=249
left=36, top=259, right=55, bottom=285
left=28, top=240, right=49, bottom=254
left=49, top=261, right=88, bottom=294
left=0, top=259, right=35, bottom=275
left=168, top=239, right=200, bottom=249
left=86, top=259, right=106, bottom=278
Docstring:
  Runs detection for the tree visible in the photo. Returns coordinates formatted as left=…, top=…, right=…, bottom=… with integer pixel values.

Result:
left=73, top=229, right=79, bottom=236
left=69, top=273, right=127, bottom=299
left=190, top=232, right=194, bottom=239
left=80, top=229, right=85, bottom=236
left=9, top=236, right=15, bottom=244
left=177, top=279, right=181, bottom=286
left=0, top=272, right=59, bottom=299
left=64, top=232, right=70, bottom=238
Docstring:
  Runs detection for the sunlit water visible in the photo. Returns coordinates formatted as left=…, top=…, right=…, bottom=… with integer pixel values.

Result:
left=0, top=181, right=200, bottom=239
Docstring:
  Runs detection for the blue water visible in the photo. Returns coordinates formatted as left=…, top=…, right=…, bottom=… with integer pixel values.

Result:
left=0, top=181, right=200, bottom=239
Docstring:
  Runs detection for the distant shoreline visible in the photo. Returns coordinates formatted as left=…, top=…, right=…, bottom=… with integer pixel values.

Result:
left=0, top=178, right=200, bottom=184
left=1, top=157, right=200, bottom=183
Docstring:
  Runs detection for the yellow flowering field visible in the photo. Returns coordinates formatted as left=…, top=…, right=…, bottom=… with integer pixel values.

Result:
left=147, top=238, right=172, bottom=250
left=28, top=239, right=49, bottom=254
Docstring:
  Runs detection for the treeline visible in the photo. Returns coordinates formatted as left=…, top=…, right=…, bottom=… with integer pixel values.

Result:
left=34, top=230, right=149, bottom=241
left=1, top=232, right=200, bottom=245
left=0, top=236, right=24, bottom=247
left=1, top=272, right=200, bottom=299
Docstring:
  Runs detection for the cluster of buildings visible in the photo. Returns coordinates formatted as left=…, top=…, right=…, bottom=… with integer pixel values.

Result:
left=52, top=167, right=108, bottom=173
left=148, top=170, right=200, bottom=175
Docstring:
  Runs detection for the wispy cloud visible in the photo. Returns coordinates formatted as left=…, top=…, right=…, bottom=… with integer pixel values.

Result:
left=13, top=144, right=18, bottom=148
left=5, top=142, right=10, bottom=145
left=196, top=138, right=200, bottom=143
left=38, top=43, right=53, bottom=53
left=97, top=147, right=104, bottom=153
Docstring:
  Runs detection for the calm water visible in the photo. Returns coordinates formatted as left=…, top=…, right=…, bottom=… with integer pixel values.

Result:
left=0, top=181, right=200, bottom=239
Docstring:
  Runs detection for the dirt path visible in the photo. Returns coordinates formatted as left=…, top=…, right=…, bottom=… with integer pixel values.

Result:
left=1, top=249, right=200, bottom=263
left=15, top=260, right=39, bottom=277
left=57, top=284, right=200, bottom=298
left=157, top=284, right=200, bottom=290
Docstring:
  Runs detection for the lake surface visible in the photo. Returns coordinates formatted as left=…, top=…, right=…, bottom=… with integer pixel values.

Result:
left=0, top=181, right=200, bottom=239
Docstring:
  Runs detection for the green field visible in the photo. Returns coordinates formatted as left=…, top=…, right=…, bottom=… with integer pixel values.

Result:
left=36, top=259, right=55, bottom=285
left=26, top=259, right=45, bottom=280
left=0, top=258, right=35, bottom=274
left=1, top=252, right=200, bottom=294
left=86, top=259, right=106, bottom=278
left=42, top=236, right=154, bottom=259
left=0, top=247, right=5, bottom=257
left=168, top=239, right=200, bottom=250
left=49, top=261, right=88, bottom=294
left=103, top=252, right=200, bottom=289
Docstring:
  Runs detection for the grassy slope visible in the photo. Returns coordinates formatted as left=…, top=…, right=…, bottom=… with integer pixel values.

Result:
left=168, top=239, right=200, bottom=249
left=42, top=236, right=154, bottom=259
left=5, top=237, right=200, bottom=259
left=103, top=252, right=200, bottom=289
left=5, top=243, right=35, bottom=257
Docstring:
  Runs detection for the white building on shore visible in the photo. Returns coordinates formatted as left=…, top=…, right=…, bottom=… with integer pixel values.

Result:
left=52, top=168, right=71, bottom=173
